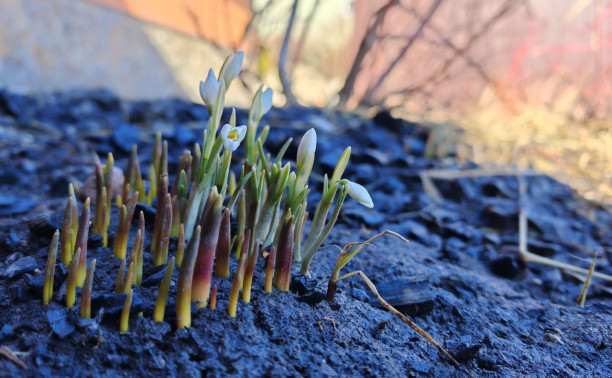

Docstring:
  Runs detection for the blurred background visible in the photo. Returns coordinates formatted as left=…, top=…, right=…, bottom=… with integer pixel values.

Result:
left=1, top=0, right=611, bottom=202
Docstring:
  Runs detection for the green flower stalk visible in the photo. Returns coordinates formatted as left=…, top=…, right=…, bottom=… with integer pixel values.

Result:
left=43, top=230, right=59, bottom=306
left=153, top=257, right=175, bottom=322
left=176, top=223, right=185, bottom=267
left=215, top=208, right=231, bottom=278
left=170, top=195, right=181, bottom=238
left=228, top=230, right=250, bottom=318
left=192, top=188, right=223, bottom=308
left=66, top=247, right=81, bottom=308
left=60, top=196, right=75, bottom=265
left=120, top=289, right=133, bottom=333
left=236, top=190, right=246, bottom=258
left=242, top=242, right=259, bottom=303
left=299, top=184, right=348, bottom=274
left=80, top=259, right=96, bottom=319
left=228, top=171, right=236, bottom=196
left=273, top=214, right=294, bottom=291
left=245, top=86, right=273, bottom=164
left=210, top=284, right=218, bottom=310
left=75, top=197, right=90, bottom=287
left=115, top=258, right=126, bottom=294
left=264, top=246, right=276, bottom=293
left=153, top=193, right=173, bottom=266
left=327, top=231, right=407, bottom=301
left=176, top=225, right=201, bottom=329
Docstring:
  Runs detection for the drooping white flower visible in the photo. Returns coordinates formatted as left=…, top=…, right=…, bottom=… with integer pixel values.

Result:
left=220, top=123, right=247, bottom=152
left=297, top=128, right=316, bottom=166
left=199, top=68, right=220, bottom=107
left=222, top=51, right=244, bottom=87
left=345, top=181, right=374, bottom=208
left=261, top=87, right=273, bottom=115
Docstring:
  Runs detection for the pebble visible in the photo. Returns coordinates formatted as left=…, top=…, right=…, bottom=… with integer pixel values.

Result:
left=2, top=256, right=38, bottom=278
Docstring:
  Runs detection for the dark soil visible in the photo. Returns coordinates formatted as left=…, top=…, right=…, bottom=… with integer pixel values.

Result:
left=1, top=89, right=612, bottom=377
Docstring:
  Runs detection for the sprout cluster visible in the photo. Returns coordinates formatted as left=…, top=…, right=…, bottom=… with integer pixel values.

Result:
left=43, top=52, right=373, bottom=330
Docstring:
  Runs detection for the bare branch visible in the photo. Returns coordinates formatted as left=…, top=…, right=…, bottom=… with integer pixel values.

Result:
left=279, top=0, right=299, bottom=105
left=337, top=0, right=399, bottom=106
left=361, top=0, right=445, bottom=106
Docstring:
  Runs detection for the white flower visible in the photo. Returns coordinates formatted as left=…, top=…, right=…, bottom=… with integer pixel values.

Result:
left=346, top=181, right=374, bottom=208
left=261, top=87, right=273, bottom=115
left=297, top=128, right=316, bottom=166
left=220, top=124, right=247, bottom=152
left=199, top=68, right=220, bottom=107
left=222, top=51, right=244, bottom=86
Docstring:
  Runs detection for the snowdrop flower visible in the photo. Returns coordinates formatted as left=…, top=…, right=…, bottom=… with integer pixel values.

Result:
left=220, top=124, right=247, bottom=152
left=345, top=180, right=374, bottom=208
left=199, top=68, right=220, bottom=108
left=297, top=128, right=316, bottom=166
left=221, top=51, right=244, bottom=87
left=260, top=87, right=273, bottom=115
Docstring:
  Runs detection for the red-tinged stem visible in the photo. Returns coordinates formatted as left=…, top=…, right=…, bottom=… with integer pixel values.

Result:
left=80, top=259, right=96, bottom=319
left=192, top=192, right=223, bottom=308
left=120, top=290, right=133, bottom=332
left=176, top=223, right=185, bottom=267
left=210, top=284, right=218, bottom=310
left=177, top=225, right=201, bottom=329
left=228, top=230, right=251, bottom=318
left=152, top=173, right=169, bottom=255
left=137, top=211, right=145, bottom=286
left=215, top=208, right=231, bottom=278
left=123, top=261, right=135, bottom=293
left=115, top=258, right=126, bottom=294
left=273, top=215, right=294, bottom=291
left=242, top=242, right=260, bottom=303
left=75, top=198, right=90, bottom=287
left=171, top=195, right=181, bottom=238
left=93, top=163, right=104, bottom=233
left=264, top=246, right=276, bottom=293
left=153, top=193, right=173, bottom=266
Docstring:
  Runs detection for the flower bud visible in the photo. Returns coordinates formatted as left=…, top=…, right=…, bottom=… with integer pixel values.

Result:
left=297, top=128, right=316, bottom=167
left=345, top=180, right=374, bottom=208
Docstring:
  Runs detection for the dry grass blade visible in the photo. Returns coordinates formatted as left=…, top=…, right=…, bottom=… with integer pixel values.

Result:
left=518, top=212, right=612, bottom=282
left=337, top=270, right=460, bottom=368
left=577, top=252, right=597, bottom=307
left=0, top=346, right=27, bottom=369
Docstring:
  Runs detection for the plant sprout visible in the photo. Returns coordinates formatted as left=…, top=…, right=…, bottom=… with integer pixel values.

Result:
left=41, top=50, right=388, bottom=335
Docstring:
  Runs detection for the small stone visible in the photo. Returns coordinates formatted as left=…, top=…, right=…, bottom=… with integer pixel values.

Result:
left=111, top=124, right=141, bottom=154
left=544, top=333, right=564, bottom=345
left=0, top=195, right=38, bottom=216
left=28, top=213, right=62, bottom=238
left=3, top=256, right=38, bottom=278
left=47, top=309, right=75, bottom=339
left=490, top=256, right=523, bottom=279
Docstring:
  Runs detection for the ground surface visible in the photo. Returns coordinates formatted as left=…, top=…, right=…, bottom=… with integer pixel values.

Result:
left=1, top=90, right=612, bottom=377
